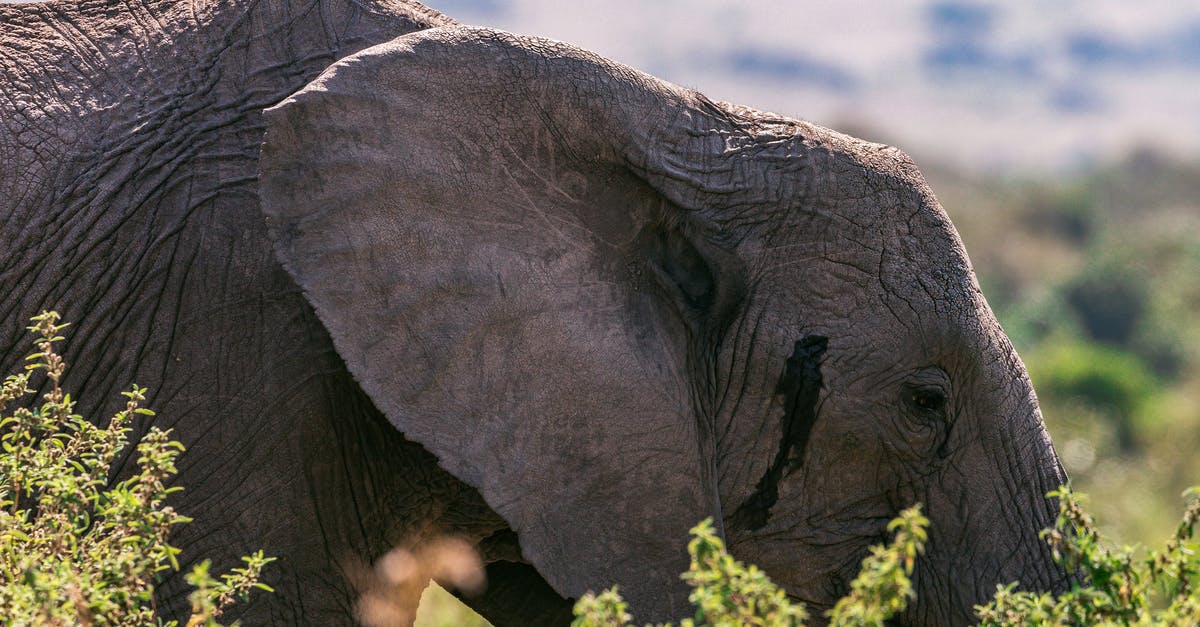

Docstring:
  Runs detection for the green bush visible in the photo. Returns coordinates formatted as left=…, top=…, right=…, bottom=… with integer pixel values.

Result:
left=1062, top=261, right=1147, bottom=347
left=573, top=489, right=1200, bottom=627
left=1029, top=340, right=1159, bottom=454
left=976, top=486, right=1200, bottom=625
left=0, top=312, right=273, bottom=625
left=572, top=506, right=928, bottom=627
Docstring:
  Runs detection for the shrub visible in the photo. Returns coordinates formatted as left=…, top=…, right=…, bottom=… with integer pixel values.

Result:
left=0, top=312, right=273, bottom=625
left=572, top=506, right=929, bottom=627
left=976, top=486, right=1200, bottom=626
left=1018, top=183, right=1096, bottom=244
left=1029, top=340, right=1159, bottom=454
left=1063, top=263, right=1148, bottom=347
left=573, top=487, right=1200, bottom=626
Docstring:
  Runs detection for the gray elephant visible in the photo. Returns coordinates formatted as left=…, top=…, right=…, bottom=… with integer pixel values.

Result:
left=0, top=1, right=1069, bottom=625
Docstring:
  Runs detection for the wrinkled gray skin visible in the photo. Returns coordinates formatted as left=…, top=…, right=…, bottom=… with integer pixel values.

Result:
left=0, top=1, right=1069, bottom=625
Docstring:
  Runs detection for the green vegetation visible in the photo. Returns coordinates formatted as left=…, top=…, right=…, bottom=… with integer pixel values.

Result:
left=0, top=312, right=273, bottom=625
left=976, top=487, right=1200, bottom=626
left=573, top=507, right=927, bottom=626
left=573, top=489, right=1200, bottom=626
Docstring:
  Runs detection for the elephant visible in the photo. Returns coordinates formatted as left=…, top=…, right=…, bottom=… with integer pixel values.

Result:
left=0, top=0, right=1071, bottom=625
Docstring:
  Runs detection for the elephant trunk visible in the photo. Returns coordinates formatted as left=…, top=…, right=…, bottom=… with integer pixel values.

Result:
left=904, top=354, right=1073, bottom=625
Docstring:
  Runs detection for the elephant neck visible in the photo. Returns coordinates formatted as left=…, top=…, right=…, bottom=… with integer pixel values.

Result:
left=0, top=0, right=448, bottom=234
left=15, top=0, right=450, bottom=110
left=0, top=0, right=447, bottom=388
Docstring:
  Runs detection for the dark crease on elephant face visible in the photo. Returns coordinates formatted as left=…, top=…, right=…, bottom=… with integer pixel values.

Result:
left=729, top=335, right=827, bottom=532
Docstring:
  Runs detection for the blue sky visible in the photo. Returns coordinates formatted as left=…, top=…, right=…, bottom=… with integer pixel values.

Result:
left=425, top=0, right=1200, bottom=173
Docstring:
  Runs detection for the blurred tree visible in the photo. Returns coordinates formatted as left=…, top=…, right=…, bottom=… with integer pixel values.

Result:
left=1019, top=184, right=1097, bottom=244
left=1063, top=262, right=1147, bottom=347
left=1029, top=341, right=1158, bottom=454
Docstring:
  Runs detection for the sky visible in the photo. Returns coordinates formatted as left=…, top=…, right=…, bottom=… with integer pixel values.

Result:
left=424, top=0, right=1200, bottom=174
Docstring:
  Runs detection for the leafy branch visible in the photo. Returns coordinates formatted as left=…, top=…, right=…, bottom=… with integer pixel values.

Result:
left=0, top=312, right=274, bottom=625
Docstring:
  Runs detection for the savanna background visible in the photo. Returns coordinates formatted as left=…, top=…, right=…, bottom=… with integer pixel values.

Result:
left=412, top=0, right=1200, bottom=624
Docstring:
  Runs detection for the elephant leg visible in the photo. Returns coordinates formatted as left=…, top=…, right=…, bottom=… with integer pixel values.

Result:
left=459, top=561, right=576, bottom=627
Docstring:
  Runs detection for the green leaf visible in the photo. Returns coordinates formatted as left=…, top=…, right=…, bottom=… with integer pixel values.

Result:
left=0, top=313, right=274, bottom=625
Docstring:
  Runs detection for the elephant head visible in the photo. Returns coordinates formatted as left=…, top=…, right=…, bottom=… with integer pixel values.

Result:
left=259, top=26, right=1070, bottom=624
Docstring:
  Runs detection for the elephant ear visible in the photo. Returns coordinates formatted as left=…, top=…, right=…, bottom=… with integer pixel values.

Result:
left=259, top=26, right=741, bottom=618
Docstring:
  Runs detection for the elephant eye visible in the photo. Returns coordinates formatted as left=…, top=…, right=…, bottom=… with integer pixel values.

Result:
left=909, top=386, right=947, bottom=415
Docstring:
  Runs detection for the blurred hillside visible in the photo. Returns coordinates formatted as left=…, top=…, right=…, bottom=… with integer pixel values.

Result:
left=925, top=150, right=1200, bottom=546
